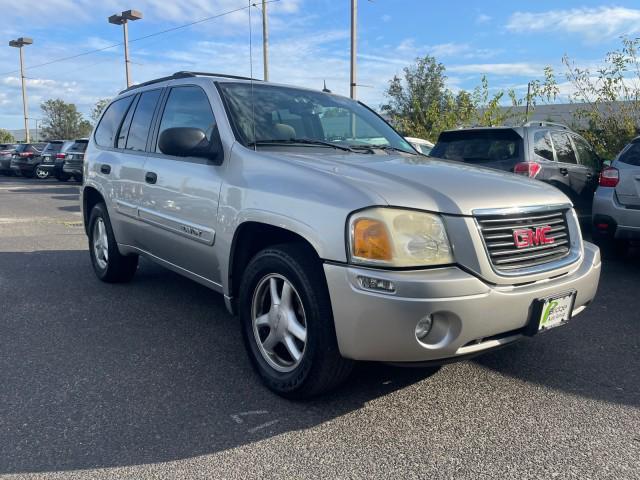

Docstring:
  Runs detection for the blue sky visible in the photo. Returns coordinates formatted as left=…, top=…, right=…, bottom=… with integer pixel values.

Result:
left=1, top=0, right=640, bottom=130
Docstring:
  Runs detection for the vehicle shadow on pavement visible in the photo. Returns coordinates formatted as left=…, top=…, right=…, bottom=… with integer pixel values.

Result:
left=0, top=250, right=436, bottom=474
left=473, top=251, right=640, bottom=409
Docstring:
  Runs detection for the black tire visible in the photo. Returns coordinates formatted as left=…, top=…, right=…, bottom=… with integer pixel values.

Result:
left=55, top=172, right=70, bottom=181
left=73, top=174, right=83, bottom=183
left=239, top=243, right=353, bottom=399
left=592, top=230, right=628, bottom=259
left=34, top=165, right=49, bottom=179
left=22, top=169, right=34, bottom=178
left=88, top=202, right=139, bottom=283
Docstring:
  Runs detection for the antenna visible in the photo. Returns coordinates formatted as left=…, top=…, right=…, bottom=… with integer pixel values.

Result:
left=322, top=80, right=331, bottom=93
left=249, top=1, right=257, bottom=150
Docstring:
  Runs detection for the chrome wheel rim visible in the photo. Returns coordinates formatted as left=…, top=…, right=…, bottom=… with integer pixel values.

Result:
left=251, top=274, right=307, bottom=373
left=35, top=167, right=48, bottom=179
left=92, top=218, right=109, bottom=270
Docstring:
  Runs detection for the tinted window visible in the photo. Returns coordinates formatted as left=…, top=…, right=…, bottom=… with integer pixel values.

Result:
left=550, top=132, right=577, bottom=164
left=68, top=140, right=88, bottom=152
left=431, top=129, right=521, bottom=163
left=619, top=142, right=640, bottom=166
left=572, top=135, right=599, bottom=169
left=125, top=89, right=161, bottom=152
left=42, top=142, right=65, bottom=154
left=533, top=130, right=554, bottom=161
left=95, top=96, right=134, bottom=147
left=157, top=86, right=216, bottom=152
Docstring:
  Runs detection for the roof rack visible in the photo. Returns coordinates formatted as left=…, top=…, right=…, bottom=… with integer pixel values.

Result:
left=119, top=71, right=261, bottom=94
left=523, top=121, right=569, bottom=130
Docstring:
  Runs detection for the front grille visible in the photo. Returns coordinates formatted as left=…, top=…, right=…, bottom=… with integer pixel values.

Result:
left=476, top=208, right=571, bottom=272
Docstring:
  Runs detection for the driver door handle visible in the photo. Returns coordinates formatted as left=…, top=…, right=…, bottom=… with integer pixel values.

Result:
left=145, top=171, right=157, bottom=184
left=559, top=167, right=569, bottom=176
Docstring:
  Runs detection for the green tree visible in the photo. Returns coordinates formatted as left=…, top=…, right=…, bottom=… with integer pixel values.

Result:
left=40, top=99, right=93, bottom=140
left=0, top=129, right=15, bottom=143
left=91, top=98, right=110, bottom=125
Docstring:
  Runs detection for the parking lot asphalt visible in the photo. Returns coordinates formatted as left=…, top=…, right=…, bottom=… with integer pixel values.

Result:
left=0, top=176, right=638, bottom=480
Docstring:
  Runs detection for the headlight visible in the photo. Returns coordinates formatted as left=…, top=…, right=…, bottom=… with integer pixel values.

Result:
left=348, top=208, right=453, bottom=267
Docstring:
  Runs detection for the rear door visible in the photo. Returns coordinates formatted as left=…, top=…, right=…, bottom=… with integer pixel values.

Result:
left=571, top=134, right=601, bottom=205
left=615, top=141, right=640, bottom=208
left=139, top=84, right=225, bottom=284
left=549, top=131, right=588, bottom=210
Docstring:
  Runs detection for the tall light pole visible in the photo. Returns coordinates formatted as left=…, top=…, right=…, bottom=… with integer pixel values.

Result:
left=108, top=10, right=143, bottom=88
left=9, top=37, right=33, bottom=143
left=262, top=0, right=269, bottom=81
left=350, top=0, right=357, bottom=99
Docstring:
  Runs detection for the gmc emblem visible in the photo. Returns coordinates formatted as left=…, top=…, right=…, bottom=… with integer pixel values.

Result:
left=513, top=226, right=555, bottom=248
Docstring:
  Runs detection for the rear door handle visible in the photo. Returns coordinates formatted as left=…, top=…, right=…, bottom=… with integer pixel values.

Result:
left=145, top=171, right=157, bottom=184
left=559, top=168, right=569, bottom=176
left=100, top=164, right=111, bottom=174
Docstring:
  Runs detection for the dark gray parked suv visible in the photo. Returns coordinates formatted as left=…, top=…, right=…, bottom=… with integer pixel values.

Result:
left=431, top=122, right=603, bottom=216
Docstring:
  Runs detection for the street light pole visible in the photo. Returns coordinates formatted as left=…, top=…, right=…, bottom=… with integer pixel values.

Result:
left=9, top=37, right=33, bottom=143
left=108, top=10, right=143, bottom=88
left=262, top=0, right=269, bottom=81
left=350, top=0, right=357, bottom=100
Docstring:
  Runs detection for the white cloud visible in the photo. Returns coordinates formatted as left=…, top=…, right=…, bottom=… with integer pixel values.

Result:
left=448, top=63, right=541, bottom=77
left=476, top=14, right=492, bottom=24
left=506, top=7, right=640, bottom=41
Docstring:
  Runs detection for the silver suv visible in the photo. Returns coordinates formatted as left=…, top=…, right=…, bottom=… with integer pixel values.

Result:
left=81, top=72, right=601, bottom=398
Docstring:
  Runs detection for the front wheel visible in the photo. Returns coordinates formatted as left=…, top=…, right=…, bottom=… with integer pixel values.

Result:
left=88, top=203, right=139, bottom=283
left=55, top=172, right=70, bottom=182
left=34, top=165, right=49, bottom=179
left=239, top=244, right=353, bottom=399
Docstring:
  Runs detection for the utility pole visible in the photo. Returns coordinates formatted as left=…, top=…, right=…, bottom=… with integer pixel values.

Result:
left=262, top=0, right=269, bottom=81
left=108, top=10, right=143, bottom=88
left=9, top=37, right=33, bottom=143
left=350, top=0, right=357, bottom=99
left=525, top=81, right=532, bottom=123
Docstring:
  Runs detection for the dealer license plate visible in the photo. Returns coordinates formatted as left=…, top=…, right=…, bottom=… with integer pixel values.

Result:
left=536, top=291, right=576, bottom=332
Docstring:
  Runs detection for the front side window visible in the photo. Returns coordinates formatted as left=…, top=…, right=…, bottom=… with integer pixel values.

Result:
left=217, top=82, right=414, bottom=154
left=533, top=130, right=554, bottom=161
left=572, top=135, right=600, bottom=169
left=126, top=89, right=162, bottom=152
left=550, top=132, right=577, bottom=164
left=156, top=86, right=216, bottom=152
left=95, top=95, right=135, bottom=148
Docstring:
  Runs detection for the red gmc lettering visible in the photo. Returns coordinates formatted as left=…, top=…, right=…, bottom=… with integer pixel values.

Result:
left=513, top=226, right=555, bottom=248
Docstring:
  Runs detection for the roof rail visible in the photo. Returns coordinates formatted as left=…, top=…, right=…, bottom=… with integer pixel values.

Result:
left=523, top=121, right=570, bottom=130
left=118, top=71, right=261, bottom=94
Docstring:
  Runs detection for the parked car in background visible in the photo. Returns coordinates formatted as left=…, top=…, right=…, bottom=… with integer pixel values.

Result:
left=430, top=122, right=603, bottom=216
left=0, top=143, right=19, bottom=175
left=38, top=140, right=74, bottom=180
left=62, top=138, right=88, bottom=182
left=9, top=143, right=47, bottom=177
left=406, top=137, right=434, bottom=155
left=592, top=136, right=640, bottom=255
left=81, top=72, right=600, bottom=398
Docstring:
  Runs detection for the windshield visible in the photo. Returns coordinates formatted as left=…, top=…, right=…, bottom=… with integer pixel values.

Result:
left=431, top=130, right=522, bottom=163
left=218, top=82, right=414, bottom=154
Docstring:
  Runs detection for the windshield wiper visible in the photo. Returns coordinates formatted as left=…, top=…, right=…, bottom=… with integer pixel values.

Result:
left=249, top=138, right=354, bottom=152
left=347, top=144, right=417, bottom=155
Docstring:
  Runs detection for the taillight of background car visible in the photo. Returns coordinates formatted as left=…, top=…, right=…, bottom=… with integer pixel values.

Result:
left=514, top=162, right=542, bottom=178
left=599, top=167, right=619, bottom=187
left=56, top=153, right=66, bottom=159
left=19, top=152, right=33, bottom=157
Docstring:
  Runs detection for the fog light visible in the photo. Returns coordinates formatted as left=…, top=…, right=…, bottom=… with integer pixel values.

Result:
left=415, top=315, right=433, bottom=341
left=357, top=275, right=395, bottom=293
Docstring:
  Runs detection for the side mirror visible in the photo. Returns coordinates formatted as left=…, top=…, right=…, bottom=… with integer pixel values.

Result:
left=158, top=127, right=222, bottom=164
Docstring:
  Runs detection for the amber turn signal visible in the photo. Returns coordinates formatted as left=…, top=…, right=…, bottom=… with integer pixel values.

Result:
left=352, top=218, right=392, bottom=261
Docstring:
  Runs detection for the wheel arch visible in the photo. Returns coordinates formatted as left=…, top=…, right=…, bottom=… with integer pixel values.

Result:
left=82, top=185, right=106, bottom=235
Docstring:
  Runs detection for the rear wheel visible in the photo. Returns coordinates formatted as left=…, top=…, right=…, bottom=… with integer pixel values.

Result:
left=592, top=230, right=629, bottom=259
left=88, top=203, right=138, bottom=283
left=72, top=174, right=83, bottom=183
left=34, top=165, right=49, bottom=179
left=239, top=244, right=353, bottom=399
left=55, top=172, right=70, bottom=181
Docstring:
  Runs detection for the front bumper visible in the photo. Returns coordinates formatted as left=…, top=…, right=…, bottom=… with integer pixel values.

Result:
left=324, top=242, right=601, bottom=362
left=593, top=187, right=640, bottom=240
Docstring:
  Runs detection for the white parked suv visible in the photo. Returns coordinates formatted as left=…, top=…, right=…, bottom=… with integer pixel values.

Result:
left=81, top=72, right=601, bottom=398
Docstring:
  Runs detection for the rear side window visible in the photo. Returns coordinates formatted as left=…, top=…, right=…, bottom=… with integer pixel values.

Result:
left=95, top=96, right=135, bottom=147
left=156, top=86, right=216, bottom=152
left=431, top=130, right=521, bottom=163
left=572, top=135, right=600, bottom=169
left=125, top=89, right=161, bottom=152
left=533, top=131, right=554, bottom=161
left=618, top=142, right=640, bottom=166
left=550, top=132, right=577, bottom=164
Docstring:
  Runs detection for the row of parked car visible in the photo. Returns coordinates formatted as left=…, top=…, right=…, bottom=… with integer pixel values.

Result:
left=424, top=121, right=639, bottom=255
left=0, top=139, right=87, bottom=182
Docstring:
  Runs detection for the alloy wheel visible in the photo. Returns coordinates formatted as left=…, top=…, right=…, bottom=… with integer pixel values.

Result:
left=92, top=218, right=109, bottom=269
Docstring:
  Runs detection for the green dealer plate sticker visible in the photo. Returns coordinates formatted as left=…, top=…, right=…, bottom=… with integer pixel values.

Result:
left=537, top=291, right=577, bottom=331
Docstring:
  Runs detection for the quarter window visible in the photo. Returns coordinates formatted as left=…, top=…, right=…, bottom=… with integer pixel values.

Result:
left=126, top=89, right=162, bottom=152
left=156, top=86, right=216, bottom=152
left=550, top=132, right=577, bottom=164
left=95, top=96, right=135, bottom=148
left=533, top=130, right=554, bottom=161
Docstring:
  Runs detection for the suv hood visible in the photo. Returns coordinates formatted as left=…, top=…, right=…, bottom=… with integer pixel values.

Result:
left=274, top=151, right=570, bottom=216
